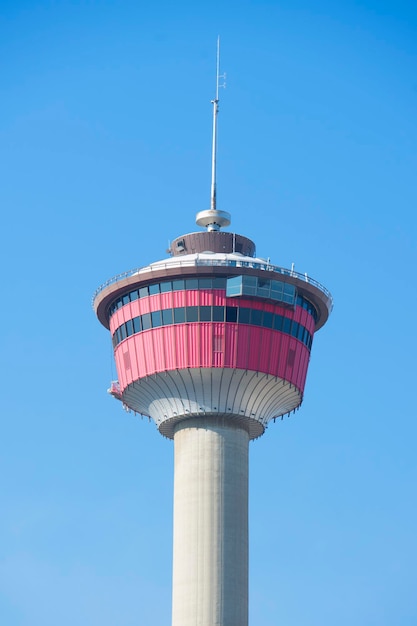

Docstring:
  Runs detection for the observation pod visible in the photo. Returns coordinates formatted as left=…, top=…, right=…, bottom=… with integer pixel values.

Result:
left=94, top=229, right=332, bottom=439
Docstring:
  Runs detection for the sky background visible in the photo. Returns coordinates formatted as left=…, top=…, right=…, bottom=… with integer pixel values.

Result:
left=1, top=1, right=417, bottom=624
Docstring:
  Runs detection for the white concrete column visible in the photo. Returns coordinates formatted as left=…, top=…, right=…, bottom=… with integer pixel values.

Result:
left=171, top=417, right=249, bottom=626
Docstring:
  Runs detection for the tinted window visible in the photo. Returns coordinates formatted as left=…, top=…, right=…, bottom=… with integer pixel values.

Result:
left=212, top=306, right=224, bottom=321
left=133, top=316, right=141, bottom=333
left=160, top=281, right=172, bottom=293
left=122, top=294, right=130, bottom=306
left=149, top=284, right=160, bottom=295
left=186, top=306, right=199, bottom=322
left=162, top=309, right=173, bottom=325
left=273, top=315, right=283, bottom=331
left=141, top=313, right=151, bottom=330
left=226, top=307, right=238, bottom=322
left=198, top=278, right=212, bottom=289
left=172, top=280, right=185, bottom=291
left=200, top=306, right=211, bottom=321
left=151, top=310, right=162, bottom=327
left=212, top=277, right=226, bottom=289
left=139, top=286, right=149, bottom=298
left=263, top=311, right=273, bottom=328
left=174, top=308, right=185, bottom=323
left=126, top=319, right=133, bottom=336
left=251, top=309, right=263, bottom=326
left=239, top=308, right=251, bottom=324
left=282, top=317, right=291, bottom=334
left=186, top=278, right=199, bottom=290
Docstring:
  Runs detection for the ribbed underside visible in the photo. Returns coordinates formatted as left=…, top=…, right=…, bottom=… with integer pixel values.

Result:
left=121, top=367, right=302, bottom=439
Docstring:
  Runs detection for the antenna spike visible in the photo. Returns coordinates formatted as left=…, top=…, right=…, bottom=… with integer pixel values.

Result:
left=196, top=37, right=231, bottom=232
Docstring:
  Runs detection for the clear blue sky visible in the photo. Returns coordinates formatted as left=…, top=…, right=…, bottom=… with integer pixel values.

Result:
left=1, top=1, right=416, bottom=624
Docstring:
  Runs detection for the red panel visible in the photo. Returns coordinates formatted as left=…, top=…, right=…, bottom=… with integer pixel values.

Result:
left=224, top=324, right=238, bottom=368
left=187, top=325, right=200, bottom=367
left=163, top=326, right=177, bottom=370
left=199, top=291, right=213, bottom=306
left=200, top=324, right=212, bottom=367
left=185, top=291, right=200, bottom=306
left=235, top=325, right=251, bottom=371
left=141, top=331, right=156, bottom=375
left=152, top=327, right=166, bottom=372
left=257, top=328, right=274, bottom=373
left=159, top=293, right=173, bottom=310
left=175, top=326, right=188, bottom=369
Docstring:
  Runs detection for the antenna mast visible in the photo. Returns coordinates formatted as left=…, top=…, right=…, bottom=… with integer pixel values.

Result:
left=211, top=36, right=221, bottom=212
left=196, top=37, right=231, bottom=232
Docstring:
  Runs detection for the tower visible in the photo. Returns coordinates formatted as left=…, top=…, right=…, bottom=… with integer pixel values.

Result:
left=93, top=41, right=332, bottom=626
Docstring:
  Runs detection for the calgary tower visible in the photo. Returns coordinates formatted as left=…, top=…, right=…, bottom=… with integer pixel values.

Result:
left=93, top=40, right=332, bottom=626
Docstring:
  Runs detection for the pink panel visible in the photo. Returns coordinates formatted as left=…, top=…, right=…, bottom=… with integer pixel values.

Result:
left=173, top=326, right=186, bottom=369
left=235, top=325, right=251, bottom=371
left=134, top=333, right=148, bottom=379
left=224, top=324, right=238, bottom=368
left=137, top=299, right=151, bottom=315
left=212, top=292, right=226, bottom=306
left=199, top=291, right=213, bottom=306
left=141, top=331, right=156, bottom=375
left=152, top=328, right=166, bottom=372
left=163, top=326, right=177, bottom=370
left=172, top=291, right=186, bottom=308
left=200, top=324, right=212, bottom=367
left=187, top=325, right=200, bottom=367
left=257, top=328, right=274, bottom=374
left=126, top=337, right=139, bottom=383
left=212, top=323, right=224, bottom=367
left=159, top=293, right=173, bottom=310
left=185, top=291, right=200, bottom=306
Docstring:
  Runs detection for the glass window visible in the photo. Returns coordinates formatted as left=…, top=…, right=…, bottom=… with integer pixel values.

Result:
left=162, top=309, right=173, bottom=325
left=139, top=286, right=149, bottom=298
left=297, top=324, right=304, bottom=341
left=151, top=310, right=162, bottom=327
left=212, top=277, right=226, bottom=290
left=160, top=281, right=172, bottom=293
left=186, top=306, right=199, bottom=322
left=130, top=290, right=139, bottom=301
left=251, top=309, right=263, bottom=326
left=226, top=276, right=243, bottom=297
left=120, top=324, right=127, bottom=340
left=263, top=311, right=273, bottom=328
left=149, top=283, right=160, bottom=295
left=141, top=313, right=151, bottom=330
left=200, top=306, right=211, bottom=321
left=172, top=279, right=185, bottom=291
left=239, top=308, right=251, bottom=324
left=133, top=316, right=141, bottom=333
left=291, top=321, right=299, bottom=338
left=257, top=279, right=270, bottom=298
left=174, top=308, right=186, bottom=323
left=198, top=278, right=212, bottom=289
left=212, top=306, right=224, bottom=321
left=226, top=307, right=238, bottom=322
left=126, top=319, right=133, bottom=336
left=273, top=315, right=283, bottom=331
left=282, top=317, right=292, bottom=334
left=122, top=294, right=130, bottom=306
left=185, top=278, right=199, bottom=290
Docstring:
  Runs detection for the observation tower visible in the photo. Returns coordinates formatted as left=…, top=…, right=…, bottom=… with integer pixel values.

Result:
left=93, top=41, right=332, bottom=626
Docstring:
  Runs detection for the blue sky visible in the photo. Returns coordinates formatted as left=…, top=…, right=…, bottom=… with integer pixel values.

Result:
left=1, top=1, right=417, bottom=624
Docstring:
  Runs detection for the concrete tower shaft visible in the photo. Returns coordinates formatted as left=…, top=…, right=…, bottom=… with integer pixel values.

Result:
left=172, top=418, right=248, bottom=626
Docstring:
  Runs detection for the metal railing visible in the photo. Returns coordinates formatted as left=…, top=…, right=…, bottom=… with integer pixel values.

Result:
left=92, top=257, right=333, bottom=308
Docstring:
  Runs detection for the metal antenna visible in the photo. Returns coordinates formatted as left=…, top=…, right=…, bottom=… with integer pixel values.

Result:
left=211, top=36, right=222, bottom=211
left=196, top=37, right=231, bottom=231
